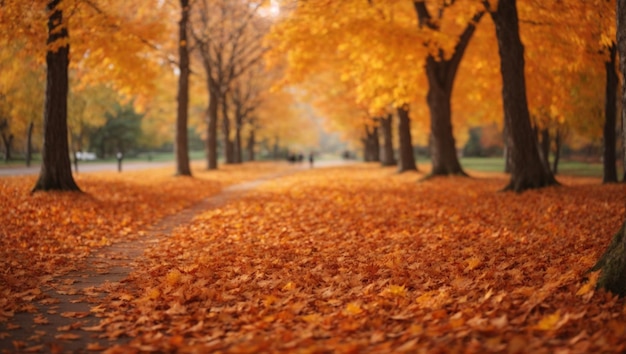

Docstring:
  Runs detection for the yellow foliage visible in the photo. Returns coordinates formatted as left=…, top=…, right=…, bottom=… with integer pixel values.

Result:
left=166, top=269, right=183, bottom=285
left=576, top=271, right=600, bottom=296
left=532, top=311, right=565, bottom=331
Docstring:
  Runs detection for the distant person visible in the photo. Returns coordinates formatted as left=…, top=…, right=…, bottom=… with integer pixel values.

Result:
left=308, top=152, right=314, bottom=168
left=116, top=151, right=123, bottom=172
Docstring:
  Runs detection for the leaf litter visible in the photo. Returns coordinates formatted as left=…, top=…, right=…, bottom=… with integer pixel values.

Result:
left=1, top=163, right=626, bottom=353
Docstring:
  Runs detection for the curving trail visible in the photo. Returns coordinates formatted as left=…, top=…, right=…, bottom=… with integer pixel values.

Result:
left=0, top=165, right=321, bottom=353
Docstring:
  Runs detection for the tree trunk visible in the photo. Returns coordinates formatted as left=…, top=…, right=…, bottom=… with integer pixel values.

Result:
left=622, top=0, right=626, bottom=183
left=33, top=0, right=80, bottom=192
left=26, top=121, right=33, bottom=167
left=412, top=7, right=483, bottom=176
left=489, top=0, right=557, bottom=192
left=73, top=148, right=78, bottom=173
left=539, top=128, right=551, bottom=173
left=234, top=126, right=242, bottom=163
left=273, top=136, right=279, bottom=160
left=175, top=0, right=192, bottom=176
left=363, top=126, right=380, bottom=162
left=552, top=129, right=561, bottom=174
left=247, top=129, right=255, bottom=162
left=1, top=133, right=12, bottom=162
left=221, top=92, right=235, bottom=164
left=603, top=44, right=618, bottom=183
left=591, top=0, right=626, bottom=296
left=370, top=126, right=380, bottom=162
left=380, top=114, right=396, bottom=166
left=206, top=89, right=218, bottom=170
left=397, top=105, right=417, bottom=172
left=234, top=109, right=243, bottom=164
left=503, top=118, right=512, bottom=173
left=590, top=220, right=626, bottom=296
left=426, top=59, right=467, bottom=176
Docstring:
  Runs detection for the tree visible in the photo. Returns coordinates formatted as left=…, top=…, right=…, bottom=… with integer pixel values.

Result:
left=603, top=44, right=618, bottom=183
left=397, top=105, right=417, bottom=172
left=191, top=0, right=270, bottom=169
left=379, top=114, right=396, bottom=167
left=412, top=1, right=484, bottom=177
left=89, top=104, right=144, bottom=158
left=231, top=65, right=265, bottom=163
left=0, top=117, right=13, bottom=162
left=175, top=0, right=192, bottom=176
left=486, top=0, right=557, bottom=192
left=33, top=0, right=80, bottom=192
left=67, top=84, right=115, bottom=171
left=589, top=0, right=626, bottom=297
left=362, top=123, right=380, bottom=162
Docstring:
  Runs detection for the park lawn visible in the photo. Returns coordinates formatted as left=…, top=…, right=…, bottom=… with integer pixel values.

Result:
left=459, top=157, right=612, bottom=178
left=84, top=164, right=626, bottom=353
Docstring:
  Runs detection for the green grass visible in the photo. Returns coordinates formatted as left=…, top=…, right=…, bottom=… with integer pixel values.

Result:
left=458, top=156, right=610, bottom=178
left=0, top=151, right=617, bottom=179
left=459, top=157, right=506, bottom=173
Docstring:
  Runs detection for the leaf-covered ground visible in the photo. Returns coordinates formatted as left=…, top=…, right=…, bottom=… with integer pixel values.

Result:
left=2, top=163, right=626, bottom=353
left=0, top=162, right=295, bottom=330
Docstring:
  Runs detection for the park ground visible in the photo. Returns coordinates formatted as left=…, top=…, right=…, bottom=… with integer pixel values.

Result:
left=1, top=160, right=626, bottom=353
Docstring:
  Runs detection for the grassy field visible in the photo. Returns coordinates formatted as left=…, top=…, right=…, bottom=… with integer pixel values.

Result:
left=0, top=151, right=619, bottom=179
left=458, top=156, right=615, bottom=178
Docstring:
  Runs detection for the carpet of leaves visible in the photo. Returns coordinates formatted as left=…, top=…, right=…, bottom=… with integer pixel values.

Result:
left=0, top=162, right=294, bottom=326
left=2, top=163, right=626, bottom=353
left=92, top=165, right=625, bottom=353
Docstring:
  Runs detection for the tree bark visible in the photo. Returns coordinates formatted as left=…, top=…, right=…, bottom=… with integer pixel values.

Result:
left=26, top=121, right=34, bottom=167
left=234, top=105, right=243, bottom=164
left=590, top=0, right=626, bottom=296
left=489, top=0, right=557, bottom=192
left=603, top=44, right=618, bottom=183
left=552, top=129, right=561, bottom=174
left=503, top=118, right=512, bottom=173
left=412, top=5, right=483, bottom=177
left=539, top=128, right=551, bottom=173
left=363, top=126, right=380, bottom=162
left=426, top=58, right=466, bottom=176
left=206, top=88, right=218, bottom=170
left=273, top=136, right=279, bottom=159
left=379, top=114, right=396, bottom=166
left=590, top=220, right=626, bottom=296
left=397, top=105, right=417, bottom=172
left=33, top=0, right=80, bottom=192
left=1, top=133, right=12, bottom=162
left=247, top=129, right=255, bottom=162
left=621, top=1, right=626, bottom=183
left=175, top=0, right=192, bottom=176
left=221, top=92, right=235, bottom=164
left=234, top=126, right=242, bottom=163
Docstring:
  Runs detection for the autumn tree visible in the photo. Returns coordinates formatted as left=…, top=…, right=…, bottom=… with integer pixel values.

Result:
left=603, top=44, right=618, bottom=183
left=484, top=0, right=557, bottom=192
left=191, top=0, right=270, bottom=169
left=0, top=0, right=169, bottom=191
left=411, top=1, right=484, bottom=176
left=379, top=114, right=396, bottom=166
left=176, top=0, right=192, bottom=176
left=525, top=1, right=617, bottom=182
left=397, top=105, right=417, bottom=172
left=589, top=0, right=626, bottom=297
left=67, top=83, right=116, bottom=171
left=33, top=0, right=80, bottom=191
left=231, top=64, right=266, bottom=163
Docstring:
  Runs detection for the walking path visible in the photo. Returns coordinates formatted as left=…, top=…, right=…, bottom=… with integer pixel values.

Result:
left=0, top=167, right=313, bottom=353
left=0, top=161, right=174, bottom=176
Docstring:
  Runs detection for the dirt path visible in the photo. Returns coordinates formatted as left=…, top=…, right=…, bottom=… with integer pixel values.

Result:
left=0, top=169, right=302, bottom=353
